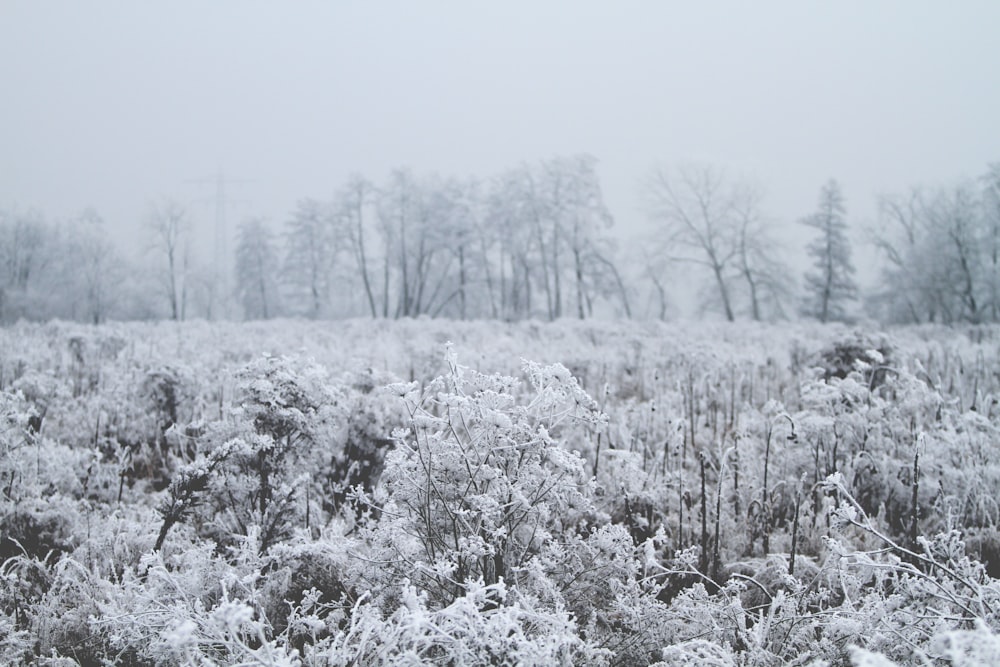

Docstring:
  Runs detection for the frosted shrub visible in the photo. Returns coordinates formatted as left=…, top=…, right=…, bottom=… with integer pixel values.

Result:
left=820, top=474, right=1000, bottom=663
left=926, top=621, right=1000, bottom=666
left=0, top=611, right=31, bottom=665
left=151, top=578, right=301, bottom=666
left=524, top=523, right=678, bottom=664
left=155, top=355, right=344, bottom=554
left=355, top=346, right=602, bottom=607
left=654, top=638, right=737, bottom=666
left=318, top=579, right=600, bottom=666
left=319, top=368, right=405, bottom=517
left=0, top=390, right=90, bottom=563
left=77, top=539, right=303, bottom=666
left=10, top=369, right=66, bottom=436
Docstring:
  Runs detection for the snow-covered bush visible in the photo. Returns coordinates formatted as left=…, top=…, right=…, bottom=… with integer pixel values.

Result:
left=354, top=346, right=602, bottom=609
left=317, top=579, right=602, bottom=666
left=155, top=354, right=345, bottom=554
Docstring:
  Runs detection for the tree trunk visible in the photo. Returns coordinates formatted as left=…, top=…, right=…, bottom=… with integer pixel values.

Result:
left=712, top=263, right=734, bottom=322
left=354, top=198, right=378, bottom=318
left=744, top=267, right=760, bottom=321
left=458, top=245, right=467, bottom=319
left=574, top=247, right=585, bottom=319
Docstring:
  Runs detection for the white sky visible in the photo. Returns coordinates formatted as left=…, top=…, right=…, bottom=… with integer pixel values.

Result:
left=2, top=1, right=999, bottom=279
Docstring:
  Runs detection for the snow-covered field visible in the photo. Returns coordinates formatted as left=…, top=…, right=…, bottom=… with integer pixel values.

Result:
left=2, top=319, right=999, bottom=665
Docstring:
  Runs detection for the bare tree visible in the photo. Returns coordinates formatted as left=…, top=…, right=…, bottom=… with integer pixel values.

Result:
left=732, top=188, right=793, bottom=321
left=980, top=164, right=1000, bottom=320
left=235, top=218, right=281, bottom=319
left=549, top=155, right=616, bottom=320
left=871, top=183, right=986, bottom=324
left=431, top=178, right=484, bottom=319
left=336, top=174, right=379, bottom=318
left=870, top=190, right=929, bottom=323
left=523, top=165, right=561, bottom=320
left=927, top=185, right=982, bottom=323
left=644, top=164, right=740, bottom=321
left=588, top=239, right=633, bottom=319
left=71, top=209, right=121, bottom=324
left=147, top=198, right=191, bottom=321
left=0, top=207, right=132, bottom=323
left=376, top=171, right=481, bottom=319
left=801, top=180, right=857, bottom=322
left=640, top=244, right=673, bottom=321
left=417, top=178, right=468, bottom=318
left=0, top=209, right=49, bottom=321
left=487, top=168, right=539, bottom=320
left=485, top=156, right=624, bottom=321
left=283, top=199, right=336, bottom=318
left=376, top=170, right=418, bottom=318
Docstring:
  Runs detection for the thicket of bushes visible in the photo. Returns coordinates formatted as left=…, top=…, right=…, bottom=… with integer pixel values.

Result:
left=1, top=319, right=999, bottom=665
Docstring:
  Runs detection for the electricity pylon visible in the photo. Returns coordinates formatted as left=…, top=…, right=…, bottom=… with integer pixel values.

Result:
left=186, top=169, right=251, bottom=319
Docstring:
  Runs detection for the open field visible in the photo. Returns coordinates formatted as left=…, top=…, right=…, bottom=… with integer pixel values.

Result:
left=2, top=319, right=1000, bottom=665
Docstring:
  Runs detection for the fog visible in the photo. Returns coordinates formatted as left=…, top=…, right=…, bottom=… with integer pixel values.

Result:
left=3, top=1, right=1000, bottom=299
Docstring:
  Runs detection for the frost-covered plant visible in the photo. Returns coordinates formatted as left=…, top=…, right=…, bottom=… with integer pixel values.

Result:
left=318, top=368, right=405, bottom=517
left=522, top=523, right=677, bottom=664
left=821, top=473, right=1000, bottom=663
left=0, top=390, right=90, bottom=563
left=10, top=370, right=64, bottom=436
left=0, top=610, right=31, bottom=665
left=154, top=439, right=238, bottom=551
left=156, top=355, right=344, bottom=554
left=5, top=319, right=1000, bottom=664
left=315, top=578, right=602, bottom=666
left=355, top=346, right=603, bottom=609
left=68, top=531, right=300, bottom=665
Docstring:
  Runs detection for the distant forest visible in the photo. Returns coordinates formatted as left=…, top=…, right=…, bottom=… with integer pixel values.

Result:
left=2, top=157, right=999, bottom=326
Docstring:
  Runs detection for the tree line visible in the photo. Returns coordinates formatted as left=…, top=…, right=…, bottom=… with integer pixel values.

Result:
left=2, top=156, right=998, bottom=325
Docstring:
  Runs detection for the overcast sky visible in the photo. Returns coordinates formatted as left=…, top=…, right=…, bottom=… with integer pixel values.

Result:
left=3, top=1, right=999, bottom=274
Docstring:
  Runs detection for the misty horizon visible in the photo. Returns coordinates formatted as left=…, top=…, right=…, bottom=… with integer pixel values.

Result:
left=4, top=3, right=998, bottom=236
left=4, top=2, right=1000, bottom=322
